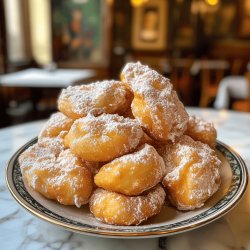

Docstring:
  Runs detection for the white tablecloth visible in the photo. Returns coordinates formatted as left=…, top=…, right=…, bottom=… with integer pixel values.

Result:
left=190, top=60, right=230, bottom=75
left=0, top=68, right=96, bottom=88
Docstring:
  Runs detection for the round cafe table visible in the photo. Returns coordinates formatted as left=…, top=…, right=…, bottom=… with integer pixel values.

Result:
left=1, top=108, right=250, bottom=250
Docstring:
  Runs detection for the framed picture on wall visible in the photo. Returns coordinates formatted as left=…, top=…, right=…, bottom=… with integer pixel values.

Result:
left=51, top=0, right=111, bottom=68
left=238, top=0, right=250, bottom=38
left=131, top=0, right=167, bottom=50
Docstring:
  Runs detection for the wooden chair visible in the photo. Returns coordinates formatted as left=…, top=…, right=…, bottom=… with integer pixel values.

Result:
left=232, top=72, right=250, bottom=112
left=230, top=58, right=244, bottom=75
left=169, top=58, right=194, bottom=105
left=0, top=87, right=9, bottom=127
left=199, top=67, right=225, bottom=107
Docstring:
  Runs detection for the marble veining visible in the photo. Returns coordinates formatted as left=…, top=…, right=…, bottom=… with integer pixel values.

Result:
left=1, top=108, right=250, bottom=250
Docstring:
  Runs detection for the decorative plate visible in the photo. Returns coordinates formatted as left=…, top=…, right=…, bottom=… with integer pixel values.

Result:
left=6, top=138, right=248, bottom=238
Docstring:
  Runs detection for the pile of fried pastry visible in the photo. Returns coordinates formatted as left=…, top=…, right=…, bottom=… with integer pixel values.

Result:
left=19, top=62, right=221, bottom=226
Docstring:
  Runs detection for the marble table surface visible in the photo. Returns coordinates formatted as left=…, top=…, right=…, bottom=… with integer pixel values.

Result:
left=1, top=108, right=250, bottom=250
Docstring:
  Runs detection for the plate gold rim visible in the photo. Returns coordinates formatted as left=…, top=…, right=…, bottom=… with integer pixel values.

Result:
left=5, top=138, right=248, bottom=238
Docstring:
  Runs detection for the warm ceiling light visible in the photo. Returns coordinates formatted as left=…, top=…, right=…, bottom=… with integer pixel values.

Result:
left=73, top=0, right=88, bottom=3
left=205, top=0, right=219, bottom=6
left=131, top=0, right=148, bottom=7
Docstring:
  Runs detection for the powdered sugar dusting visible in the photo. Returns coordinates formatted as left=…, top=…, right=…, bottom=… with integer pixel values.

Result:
left=19, top=137, right=65, bottom=184
left=121, top=62, right=189, bottom=141
left=90, top=185, right=166, bottom=225
left=49, top=149, right=93, bottom=206
left=185, top=115, right=217, bottom=147
left=39, top=112, right=73, bottom=139
left=19, top=138, right=93, bottom=207
left=95, top=144, right=167, bottom=195
left=115, top=143, right=161, bottom=165
left=70, top=113, right=144, bottom=152
left=188, top=116, right=215, bottom=132
left=58, top=80, right=131, bottom=118
left=162, top=135, right=221, bottom=210
left=121, top=62, right=151, bottom=88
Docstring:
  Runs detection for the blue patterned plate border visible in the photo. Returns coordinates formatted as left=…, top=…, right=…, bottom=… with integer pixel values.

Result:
left=6, top=138, right=248, bottom=238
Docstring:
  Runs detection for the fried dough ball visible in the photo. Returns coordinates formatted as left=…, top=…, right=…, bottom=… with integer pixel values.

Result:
left=185, top=115, right=217, bottom=147
left=58, top=80, right=132, bottom=119
left=64, top=113, right=144, bottom=162
left=89, top=185, right=166, bottom=225
left=19, top=137, right=64, bottom=167
left=162, top=135, right=221, bottom=211
left=94, top=144, right=166, bottom=195
left=39, top=112, right=74, bottom=140
left=121, top=62, right=189, bottom=142
left=120, top=62, right=149, bottom=90
left=19, top=138, right=94, bottom=207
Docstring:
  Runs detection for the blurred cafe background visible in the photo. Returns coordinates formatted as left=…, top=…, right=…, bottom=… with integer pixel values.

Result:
left=0, top=0, right=250, bottom=128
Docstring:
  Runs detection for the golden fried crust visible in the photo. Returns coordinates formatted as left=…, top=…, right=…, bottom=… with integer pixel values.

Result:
left=39, top=112, right=74, bottom=140
left=19, top=138, right=94, bottom=207
left=94, top=144, right=166, bottom=195
left=120, top=62, right=150, bottom=91
left=162, top=135, right=221, bottom=210
left=19, top=137, right=64, bottom=169
left=120, top=62, right=189, bottom=142
left=64, top=113, right=144, bottom=162
left=185, top=115, right=217, bottom=148
left=48, top=149, right=93, bottom=206
left=89, top=185, right=166, bottom=225
left=58, top=80, right=132, bottom=119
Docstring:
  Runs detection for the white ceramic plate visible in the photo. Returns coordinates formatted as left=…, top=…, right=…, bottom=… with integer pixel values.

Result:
left=6, top=138, right=248, bottom=238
